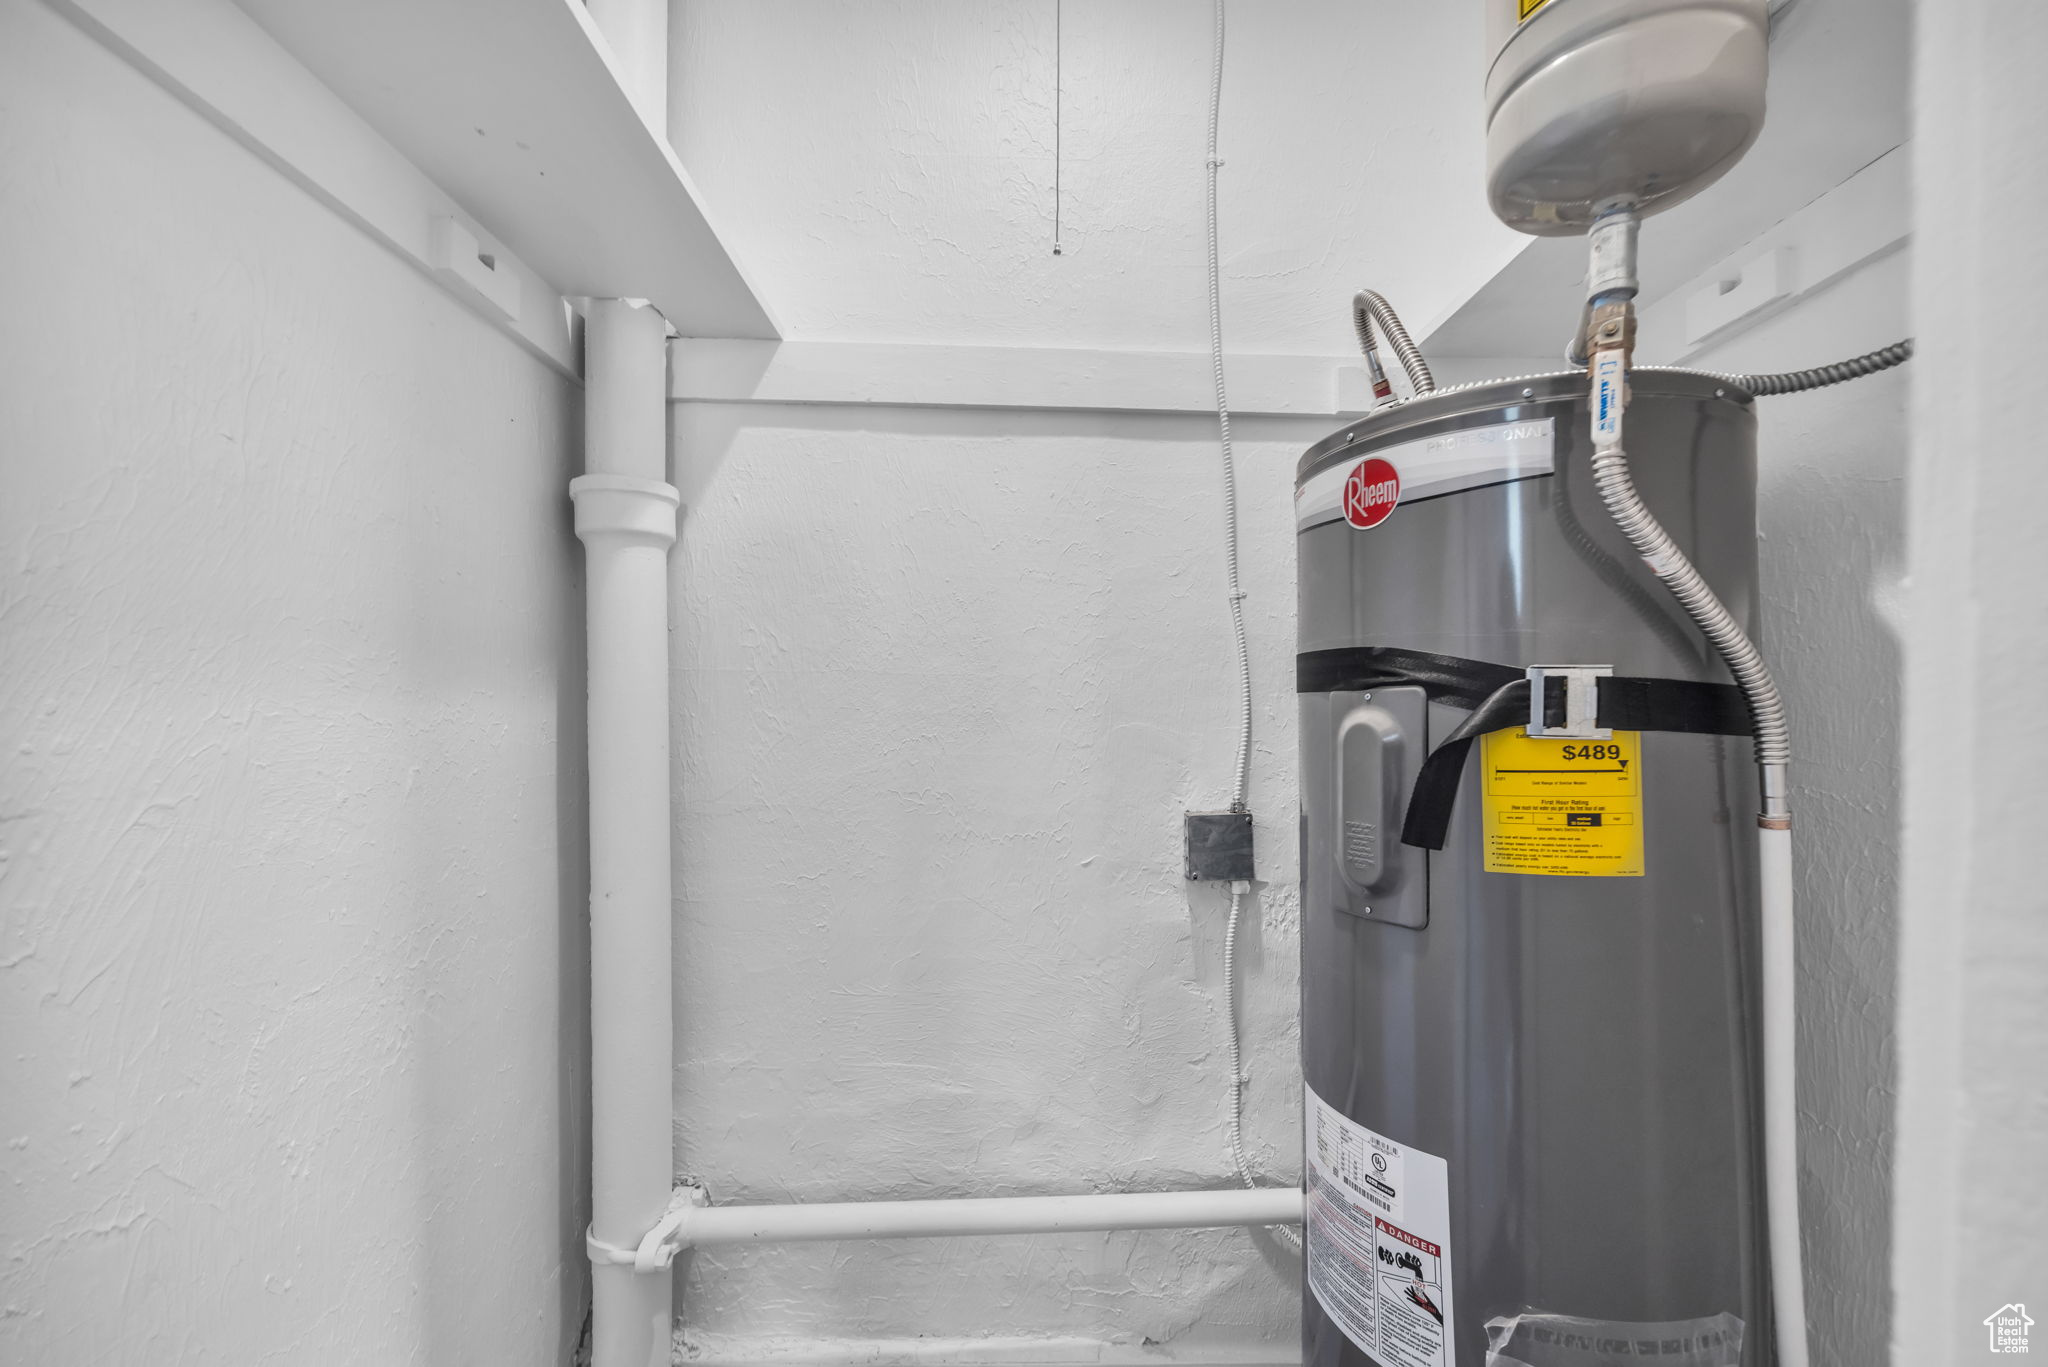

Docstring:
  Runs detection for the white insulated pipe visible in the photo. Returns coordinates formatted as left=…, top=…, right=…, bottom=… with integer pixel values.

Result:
left=628, top=1188, right=1304, bottom=1259
left=584, top=299, right=670, bottom=482
left=585, top=0, right=668, bottom=134
left=1758, top=824, right=1809, bottom=1367
left=576, top=299, right=679, bottom=1367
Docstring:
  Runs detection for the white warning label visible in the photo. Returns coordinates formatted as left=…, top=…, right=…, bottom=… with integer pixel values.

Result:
left=1306, top=1086, right=1456, bottom=1367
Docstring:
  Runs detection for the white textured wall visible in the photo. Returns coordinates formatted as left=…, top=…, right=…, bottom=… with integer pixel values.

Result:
left=668, top=403, right=1327, bottom=1362
left=1668, top=249, right=1911, bottom=1367
left=659, top=9, right=1510, bottom=1353
left=668, top=0, right=1520, bottom=354
left=0, top=4, right=587, bottom=1362
left=1894, top=3, right=2048, bottom=1361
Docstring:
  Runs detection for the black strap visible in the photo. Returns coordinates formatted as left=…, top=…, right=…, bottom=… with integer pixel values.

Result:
left=1401, top=679, right=1533, bottom=852
left=1297, top=647, right=1755, bottom=852
left=1575, top=675, right=1752, bottom=737
left=1296, top=646, right=1525, bottom=708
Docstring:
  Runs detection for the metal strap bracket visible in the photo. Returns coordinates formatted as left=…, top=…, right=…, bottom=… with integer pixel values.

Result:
left=1525, top=665, right=1612, bottom=740
left=585, top=1182, right=710, bottom=1273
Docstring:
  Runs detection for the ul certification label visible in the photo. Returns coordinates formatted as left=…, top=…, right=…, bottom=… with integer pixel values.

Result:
left=1306, top=1087, right=1455, bottom=1367
left=1481, top=729, right=1644, bottom=877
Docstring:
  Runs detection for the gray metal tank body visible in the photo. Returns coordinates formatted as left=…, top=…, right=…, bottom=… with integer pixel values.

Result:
left=1296, top=372, right=1773, bottom=1366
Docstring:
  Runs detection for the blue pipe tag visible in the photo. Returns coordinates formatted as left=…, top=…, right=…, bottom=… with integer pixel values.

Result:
left=1592, top=352, right=1625, bottom=447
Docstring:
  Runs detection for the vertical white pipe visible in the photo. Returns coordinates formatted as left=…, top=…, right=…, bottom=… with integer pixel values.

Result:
left=1758, top=822, right=1809, bottom=1367
left=585, top=300, right=670, bottom=482
left=575, top=299, right=677, bottom=1367
left=586, top=0, right=668, bottom=134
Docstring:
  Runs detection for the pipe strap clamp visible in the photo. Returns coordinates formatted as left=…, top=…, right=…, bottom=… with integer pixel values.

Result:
left=585, top=1183, right=709, bottom=1273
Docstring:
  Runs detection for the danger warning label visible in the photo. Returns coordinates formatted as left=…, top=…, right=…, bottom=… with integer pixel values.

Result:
left=1306, top=1088, right=1454, bottom=1367
left=1481, top=728, right=1645, bottom=877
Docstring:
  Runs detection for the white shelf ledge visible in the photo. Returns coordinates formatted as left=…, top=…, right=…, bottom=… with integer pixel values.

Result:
left=234, top=0, right=781, bottom=341
left=52, top=0, right=582, bottom=376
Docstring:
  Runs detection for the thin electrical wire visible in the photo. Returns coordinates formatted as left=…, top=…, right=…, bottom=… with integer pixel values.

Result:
left=1204, top=0, right=1302, bottom=1255
left=1204, top=2, right=1251, bottom=818
left=1052, top=0, right=1063, bottom=255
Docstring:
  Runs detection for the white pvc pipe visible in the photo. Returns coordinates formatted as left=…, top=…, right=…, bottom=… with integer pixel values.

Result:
left=584, top=299, right=670, bottom=480
left=585, top=0, right=668, bottom=134
left=668, top=1188, right=1304, bottom=1250
left=1759, top=823, right=1809, bottom=1367
left=576, top=299, right=678, bottom=1367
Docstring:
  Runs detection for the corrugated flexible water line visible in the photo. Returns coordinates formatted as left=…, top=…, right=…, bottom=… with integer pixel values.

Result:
left=1586, top=340, right=1916, bottom=764
left=1204, top=0, right=1302, bottom=1254
left=1352, top=290, right=1436, bottom=395
left=1586, top=443, right=1791, bottom=766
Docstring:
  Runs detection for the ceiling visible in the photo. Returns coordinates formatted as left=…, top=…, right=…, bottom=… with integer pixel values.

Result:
left=668, top=0, right=1526, bottom=356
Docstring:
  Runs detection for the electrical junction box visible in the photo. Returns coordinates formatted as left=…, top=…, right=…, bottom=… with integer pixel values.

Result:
left=1185, top=811, right=1255, bottom=883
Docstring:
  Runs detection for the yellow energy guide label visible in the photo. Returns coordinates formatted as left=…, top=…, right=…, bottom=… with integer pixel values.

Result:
left=1480, top=728, right=1644, bottom=877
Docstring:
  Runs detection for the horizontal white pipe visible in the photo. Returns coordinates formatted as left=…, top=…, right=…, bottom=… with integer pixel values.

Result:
left=667, top=1188, right=1302, bottom=1251
left=678, top=1336, right=1300, bottom=1367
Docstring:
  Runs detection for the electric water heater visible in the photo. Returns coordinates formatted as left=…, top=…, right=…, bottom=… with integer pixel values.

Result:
left=1297, top=373, right=1770, bottom=1367
left=1294, top=1, right=1796, bottom=1359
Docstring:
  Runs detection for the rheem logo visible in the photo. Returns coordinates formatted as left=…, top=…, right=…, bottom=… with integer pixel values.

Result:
left=1344, top=458, right=1401, bottom=529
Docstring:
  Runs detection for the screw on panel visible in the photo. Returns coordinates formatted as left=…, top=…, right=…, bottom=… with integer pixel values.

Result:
left=1523, top=387, right=1536, bottom=398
